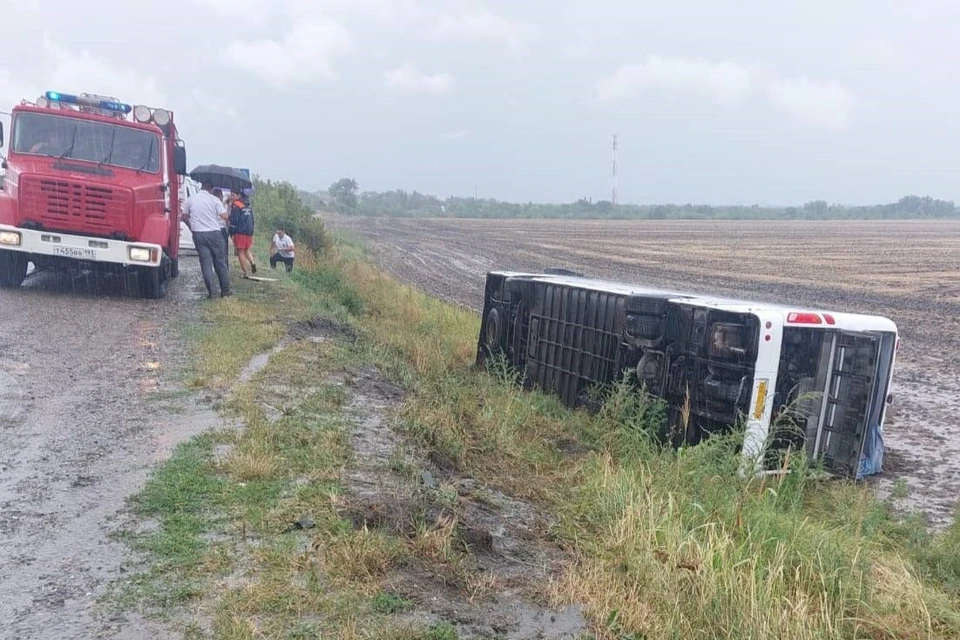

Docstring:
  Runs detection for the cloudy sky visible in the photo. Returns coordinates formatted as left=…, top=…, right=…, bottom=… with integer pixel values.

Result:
left=1, top=0, right=958, bottom=205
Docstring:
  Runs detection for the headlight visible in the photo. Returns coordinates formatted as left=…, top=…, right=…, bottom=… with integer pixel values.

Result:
left=0, top=231, right=21, bottom=246
left=133, top=105, right=152, bottom=123
left=129, top=247, right=152, bottom=262
left=152, top=108, right=170, bottom=126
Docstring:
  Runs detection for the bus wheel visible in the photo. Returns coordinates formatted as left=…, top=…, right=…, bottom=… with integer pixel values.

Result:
left=484, top=307, right=503, bottom=354
left=0, top=251, right=28, bottom=288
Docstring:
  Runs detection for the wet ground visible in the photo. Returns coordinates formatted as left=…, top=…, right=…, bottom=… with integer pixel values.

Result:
left=332, top=216, right=960, bottom=529
left=336, top=363, right=585, bottom=638
left=0, top=258, right=220, bottom=640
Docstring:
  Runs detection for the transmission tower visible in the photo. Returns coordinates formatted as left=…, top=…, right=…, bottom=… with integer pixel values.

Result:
left=611, top=134, right=619, bottom=205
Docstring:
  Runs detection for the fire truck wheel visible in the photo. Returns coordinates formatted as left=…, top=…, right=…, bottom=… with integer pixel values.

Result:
left=0, top=251, right=28, bottom=288
left=139, top=266, right=169, bottom=299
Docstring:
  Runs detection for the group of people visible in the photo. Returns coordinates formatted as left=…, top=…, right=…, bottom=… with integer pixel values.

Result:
left=181, top=182, right=298, bottom=299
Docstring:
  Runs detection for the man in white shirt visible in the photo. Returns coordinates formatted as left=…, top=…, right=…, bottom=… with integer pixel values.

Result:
left=182, top=181, right=232, bottom=298
left=269, top=228, right=296, bottom=272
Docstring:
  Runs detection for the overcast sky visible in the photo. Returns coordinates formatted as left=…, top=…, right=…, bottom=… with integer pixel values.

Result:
left=1, top=0, right=958, bottom=205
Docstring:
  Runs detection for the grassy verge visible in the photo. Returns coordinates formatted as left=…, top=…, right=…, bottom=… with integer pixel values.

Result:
left=118, top=183, right=960, bottom=639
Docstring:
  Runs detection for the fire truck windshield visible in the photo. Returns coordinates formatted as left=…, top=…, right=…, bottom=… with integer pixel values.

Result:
left=12, top=112, right=160, bottom=173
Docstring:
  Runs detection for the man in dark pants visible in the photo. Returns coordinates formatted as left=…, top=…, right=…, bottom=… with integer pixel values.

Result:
left=212, top=188, right=230, bottom=264
left=269, top=227, right=296, bottom=272
left=182, top=181, right=232, bottom=298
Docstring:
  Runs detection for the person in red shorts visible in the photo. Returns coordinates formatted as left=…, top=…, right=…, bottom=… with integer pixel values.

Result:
left=228, top=188, right=258, bottom=278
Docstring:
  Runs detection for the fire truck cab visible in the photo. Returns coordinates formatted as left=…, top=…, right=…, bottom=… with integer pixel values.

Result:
left=0, top=90, right=188, bottom=298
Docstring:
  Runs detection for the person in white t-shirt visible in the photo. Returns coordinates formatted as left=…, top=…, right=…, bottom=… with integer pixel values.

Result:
left=269, top=228, right=296, bottom=272
left=182, top=181, right=232, bottom=298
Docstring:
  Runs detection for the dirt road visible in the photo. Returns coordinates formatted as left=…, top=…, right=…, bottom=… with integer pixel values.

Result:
left=0, top=259, right=217, bottom=640
left=332, top=216, right=960, bottom=528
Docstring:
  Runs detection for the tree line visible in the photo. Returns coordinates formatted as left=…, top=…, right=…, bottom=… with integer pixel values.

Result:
left=302, top=179, right=960, bottom=220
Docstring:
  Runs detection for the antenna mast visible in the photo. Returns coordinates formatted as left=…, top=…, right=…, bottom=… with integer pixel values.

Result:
left=611, top=134, right=618, bottom=205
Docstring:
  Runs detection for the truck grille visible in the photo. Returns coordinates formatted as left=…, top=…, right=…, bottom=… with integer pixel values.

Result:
left=19, top=176, right=133, bottom=237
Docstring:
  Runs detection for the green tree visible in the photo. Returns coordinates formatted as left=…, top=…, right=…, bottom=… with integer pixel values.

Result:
left=329, top=178, right=359, bottom=210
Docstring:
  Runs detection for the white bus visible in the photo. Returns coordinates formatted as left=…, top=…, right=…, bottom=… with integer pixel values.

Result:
left=476, top=270, right=898, bottom=479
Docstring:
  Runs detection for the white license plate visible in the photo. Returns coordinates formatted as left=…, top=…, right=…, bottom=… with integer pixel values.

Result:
left=53, top=246, right=97, bottom=260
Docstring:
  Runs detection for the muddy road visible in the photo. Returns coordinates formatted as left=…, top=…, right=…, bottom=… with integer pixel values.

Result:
left=333, top=216, right=960, bottom=528
left=0, top=259, right=216, bottom=640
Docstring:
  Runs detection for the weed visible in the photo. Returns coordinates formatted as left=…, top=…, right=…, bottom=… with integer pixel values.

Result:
left=372, top=591, right=412, bottom=614
left=318, top=526, right=407, bottom=584
left=423, top=622, right=458, bottom=640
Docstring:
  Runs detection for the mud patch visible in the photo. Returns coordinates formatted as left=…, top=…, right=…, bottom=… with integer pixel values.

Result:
left=239, top=343, right=288, bottom=384
left=335, top=365, right=586, bottom=639
left=289, top=315, right=357, bottom=342
left=0, top=370, right=24, bottom=426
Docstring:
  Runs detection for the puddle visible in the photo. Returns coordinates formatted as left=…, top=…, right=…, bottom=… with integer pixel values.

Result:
left=239, top=343, right=287, bottom=383
left=289, top=316, right=356, bottom=342
left=0, top=370, right=24, bottom=425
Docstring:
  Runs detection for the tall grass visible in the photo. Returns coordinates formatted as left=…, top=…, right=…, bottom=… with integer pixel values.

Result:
left=313, top=235, right=960, bottom=639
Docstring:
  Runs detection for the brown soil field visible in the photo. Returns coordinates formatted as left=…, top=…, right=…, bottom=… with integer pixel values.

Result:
left=331, top=216, right=960, bottom=528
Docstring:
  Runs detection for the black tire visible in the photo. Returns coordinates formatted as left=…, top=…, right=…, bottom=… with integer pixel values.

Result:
left=626, top=314, right=662, bottom=339
left=484, top=306, right=503, bottom=353
left=0, top=251, right=28, bottom=288
left=139, top=264, right=169, bottom=299
left=626, top=294, right=669, bottom=316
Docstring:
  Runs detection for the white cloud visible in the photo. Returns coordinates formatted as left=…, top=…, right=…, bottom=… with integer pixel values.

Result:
left=440, top=129, right=467, bottom=140
left=767, top=77, right=856, bottom=130
left=596, top=56, right=752, bottom=108
left=423, top=8, right=536, bottom=51
left=185, top=89, right=241, bottom=121
left=222, top=19, right=353, bottom=87
left=42, top=36, right=168, bottom=107
left=597, top=55, right=856, bottom=130
left=851, top=36, right=912, bottom=72
left=193, top=0, right=274, bottom=28
left=384, top=64, right=454, bottom=94
left=289, top=0, right=424, bottom=23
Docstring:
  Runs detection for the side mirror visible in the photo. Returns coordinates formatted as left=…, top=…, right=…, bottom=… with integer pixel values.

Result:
left=173, top=145, right=187, bottom=175
left=0, top=122, right=5, bottom=147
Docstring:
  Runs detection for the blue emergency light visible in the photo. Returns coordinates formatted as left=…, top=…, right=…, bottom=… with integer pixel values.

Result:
left=44, top=91, right=132, bottom=115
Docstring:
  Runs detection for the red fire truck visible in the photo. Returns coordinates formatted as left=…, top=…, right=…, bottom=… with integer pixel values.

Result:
left=0, top=90, right=188, bottom=298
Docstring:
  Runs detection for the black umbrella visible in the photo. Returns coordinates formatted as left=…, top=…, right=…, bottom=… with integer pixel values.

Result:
left=189, top=164, right=252, bottom=192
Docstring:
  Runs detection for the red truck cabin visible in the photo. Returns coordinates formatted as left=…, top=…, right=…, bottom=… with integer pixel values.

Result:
left=0, top=91, right=188, bottom=298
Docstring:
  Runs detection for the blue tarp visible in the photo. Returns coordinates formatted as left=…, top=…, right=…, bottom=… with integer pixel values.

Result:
left=856, top=421, right=884, bottom=480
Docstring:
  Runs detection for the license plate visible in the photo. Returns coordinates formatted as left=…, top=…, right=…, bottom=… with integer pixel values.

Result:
left=53, top=246, right=97, bottom=260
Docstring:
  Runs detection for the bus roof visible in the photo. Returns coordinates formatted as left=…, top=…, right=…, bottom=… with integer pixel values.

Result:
left=491, top=270, right=898, bottom=333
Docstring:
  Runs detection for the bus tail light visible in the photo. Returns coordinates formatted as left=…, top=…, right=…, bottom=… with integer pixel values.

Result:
left=786, top=312, right=822, bottom=324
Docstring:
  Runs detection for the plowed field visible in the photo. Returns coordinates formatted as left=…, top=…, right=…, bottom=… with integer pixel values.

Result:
left=332, top=216, right=960, bottom=527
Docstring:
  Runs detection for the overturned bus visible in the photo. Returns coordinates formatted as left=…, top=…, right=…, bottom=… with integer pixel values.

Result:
left=476, top=270, right=899, bottom=480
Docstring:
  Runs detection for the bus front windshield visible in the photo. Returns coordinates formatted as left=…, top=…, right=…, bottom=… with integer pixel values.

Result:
left=12, top=112, right=160, bottom=173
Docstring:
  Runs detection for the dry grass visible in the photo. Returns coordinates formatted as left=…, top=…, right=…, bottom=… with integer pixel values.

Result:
left=317, top=526, right=408, bottom=586
left=316, top=240, right=960, bottom=639
left=224, top=443, right=277, bottom=482
left=125, top=213, right=960, bottom=639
